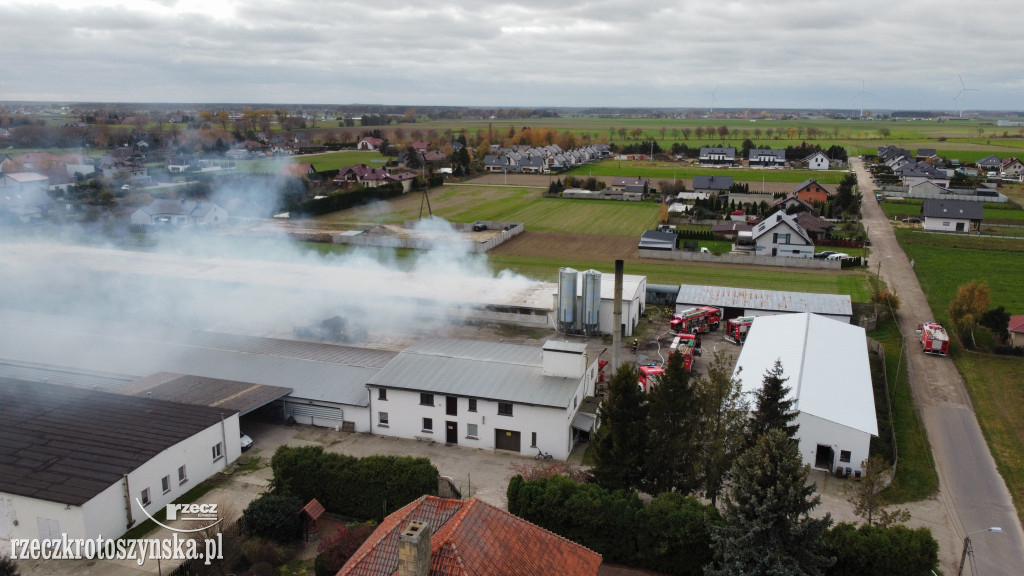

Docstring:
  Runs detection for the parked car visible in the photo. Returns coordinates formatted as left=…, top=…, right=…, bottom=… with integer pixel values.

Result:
left=826, top=252, right=850, bottom=261
left=814, top=250, right=837, bottom=259
left=901, top=217, right=921, bottom=223
left=240, top=432, right=253, bottom=451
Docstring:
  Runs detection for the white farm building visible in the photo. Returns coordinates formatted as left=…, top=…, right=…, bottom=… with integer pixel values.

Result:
left=366, top=339, right=599, bottom=460
left=675, top=284, right=853, bottom=324
left=733, top=313, right=878, bottom=475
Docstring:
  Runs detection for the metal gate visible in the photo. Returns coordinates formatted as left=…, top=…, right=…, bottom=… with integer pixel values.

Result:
left=286, top=402, right=344, bottom=428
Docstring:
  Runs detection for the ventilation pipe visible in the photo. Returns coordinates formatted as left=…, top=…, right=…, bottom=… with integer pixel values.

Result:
left=612, top=259, right=623, bottom=371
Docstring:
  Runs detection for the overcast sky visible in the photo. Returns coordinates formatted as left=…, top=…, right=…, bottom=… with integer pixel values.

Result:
left=1, top=0, right=1021, bottom=111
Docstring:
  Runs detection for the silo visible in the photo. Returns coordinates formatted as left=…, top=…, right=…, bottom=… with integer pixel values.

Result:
left=581, top=269, right=602, bottom=335
left=557, top=267, right=579, bottom=333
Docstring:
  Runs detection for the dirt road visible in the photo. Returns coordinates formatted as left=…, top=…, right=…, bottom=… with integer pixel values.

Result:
left=855, top=157, right=1024, bottom=575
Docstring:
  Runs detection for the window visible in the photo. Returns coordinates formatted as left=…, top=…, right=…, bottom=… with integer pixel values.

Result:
left=467, top=423, right=478, bottom=438
left=422, top=418, right=433, bottom=432
left=379, top=412, right=389, bottom=427
left=378, top=388, right=387, bottom=401
left=498, top=402, right=513, bottom=416
left=468, top=399, right=477, bottom=412
left=420, top=393, right=434, bottom=406
left=839, top=450, right=852, bottom=463
left=178, top=465, right=188, bottom=485
left=161, top=476, right=171, bottom=494
left=212, top=442, right=223, bottom=462
left=141, top=488, right=151, bottom=507
left=531, top=432, right=537, bottom=448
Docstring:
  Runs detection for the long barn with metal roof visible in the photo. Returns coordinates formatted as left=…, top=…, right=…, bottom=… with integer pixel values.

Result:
left=675, top=284, right=852, bottom=323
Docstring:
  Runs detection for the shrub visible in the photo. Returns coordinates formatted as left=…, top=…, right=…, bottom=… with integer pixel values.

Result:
left=241, top=494, right=304, bottom=543
left=314, top=523, right=377, bottom=576
left=825, top=522, right=938, bottom=576
left=0, top=555, right=19, bottom=576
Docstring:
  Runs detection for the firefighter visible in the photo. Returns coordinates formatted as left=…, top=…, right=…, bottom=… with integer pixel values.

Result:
left=631, top=338, right=638, bottom=352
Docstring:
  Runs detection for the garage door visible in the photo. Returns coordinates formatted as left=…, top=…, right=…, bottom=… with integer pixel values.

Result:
left=494, top=429, right=521, bottom=453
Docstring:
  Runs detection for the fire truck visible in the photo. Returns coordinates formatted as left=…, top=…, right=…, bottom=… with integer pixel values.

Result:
left=670, top=333, right=698, bottom=371
left=725, top=316, right=756, bottom=344
left=670, top=306, right=723, bottom=334
left=637, top=364, right=665, bottom=393
left=918, top=322, right=949, bottom=356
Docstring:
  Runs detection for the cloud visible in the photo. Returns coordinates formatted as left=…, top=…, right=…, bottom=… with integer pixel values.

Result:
left=1, top=0, right=1023, bottom=109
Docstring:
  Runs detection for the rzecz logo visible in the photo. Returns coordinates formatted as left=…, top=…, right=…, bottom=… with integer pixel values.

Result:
left=137, top=501, right=223, bottom=533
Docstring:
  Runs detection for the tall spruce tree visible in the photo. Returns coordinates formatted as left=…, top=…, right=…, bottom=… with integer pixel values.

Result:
left=747, top=359, right=799, bottom=446
left=706, top=428, right=834, bottom=576
left=591, top=364, right=648, bottom=491
left=643, top=350, right=701, bottom=495
left=695, top=350, right=749, bottom=505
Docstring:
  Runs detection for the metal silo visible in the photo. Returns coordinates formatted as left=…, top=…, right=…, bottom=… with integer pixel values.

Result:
left=582, top=269, right=602, bottom=335
left=557, top=268, right=579, bottom=333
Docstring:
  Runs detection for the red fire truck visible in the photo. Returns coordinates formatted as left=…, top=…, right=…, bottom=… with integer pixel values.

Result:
left=670, top=333, right=698, bottom=371
left=918, top=322, right=949, bottom=356
left=670, top=306, right=723, bottom=334
left=725, top=316, right=756, bottom=344
left=637, top=364, right=665, bottom=393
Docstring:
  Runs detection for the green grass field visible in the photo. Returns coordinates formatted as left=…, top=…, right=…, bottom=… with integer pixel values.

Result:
left=565, top=161, right=848, bottom=184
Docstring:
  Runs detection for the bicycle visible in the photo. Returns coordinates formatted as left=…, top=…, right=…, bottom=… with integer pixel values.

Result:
left=535, top=449, right=553, bottom=460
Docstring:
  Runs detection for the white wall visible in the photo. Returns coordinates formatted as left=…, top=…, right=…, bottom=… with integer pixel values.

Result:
left=797, top=412, right=873, bottom=475
left=1, top=414, right=241, bottom=543
left=923, top=217, right=971, bottom=232
left=284, top=400, right=369, bottom=433
left=599, top=297, right=641, bottom=337
left=0, top=492, right=86, bottom=545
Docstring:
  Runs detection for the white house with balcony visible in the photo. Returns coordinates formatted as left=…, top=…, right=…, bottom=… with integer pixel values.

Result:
left=750, top=211, right=814, bottom=258
left=365, top=339, right=599, bottom=460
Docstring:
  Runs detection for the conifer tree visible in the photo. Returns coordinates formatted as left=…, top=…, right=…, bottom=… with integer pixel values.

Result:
left=592, top=364, right=648, bottom=491
left=643, top=351, right=701, bottom=495
left=747, top=359, right=799, bottom=446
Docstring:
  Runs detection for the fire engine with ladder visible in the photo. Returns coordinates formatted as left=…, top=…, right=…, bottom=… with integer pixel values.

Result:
left=670, top=306, right=722, bottom=334
left=918, top=322, right=949, bottom=356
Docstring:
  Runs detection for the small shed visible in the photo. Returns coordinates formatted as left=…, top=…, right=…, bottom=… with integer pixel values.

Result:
left=300, top=498, right=326, bottom=541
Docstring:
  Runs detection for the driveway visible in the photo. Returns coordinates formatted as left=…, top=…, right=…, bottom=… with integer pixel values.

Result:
left=855, top=157, right=1024, bottom=575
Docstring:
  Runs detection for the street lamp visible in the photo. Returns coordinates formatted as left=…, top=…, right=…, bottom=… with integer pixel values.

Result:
left=958, top=527, right=1002, bottom=576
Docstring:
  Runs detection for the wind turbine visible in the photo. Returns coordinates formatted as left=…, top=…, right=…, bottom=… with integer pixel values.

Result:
left=707, top=85, right=719, bottom=117
left=854, top=81, right=873, bottom=119
left=954, top=75, right=979, bottom=118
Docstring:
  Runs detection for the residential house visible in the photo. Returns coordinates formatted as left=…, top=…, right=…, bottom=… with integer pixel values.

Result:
left=165, top=155, right=196, bottom=173
left=334, top=164, right=393, bottom=188
left=337, top=495, right=602, bottom=576
left=1000, top=157, right=1023, bottom=178
left=769, top=193, right=815, bottom=214
left=698, top=147, right=736, bottom=166
left=0, top=173, right=54, bottom=223
left=793, top=212, right=834, bottom=240
left=366, top=339, right=599, bottom=460
left=130, top=199, right=229, bottom=227
left=609, top=176, right=651, bottom=196
left=691, top=175, right=733, bottom=194
left=916, top=148, right=937, bottom=159
left=898, top=162, right=949, bottom=188
left=793, top=178, right=830, bottom=204
left=357, top=137, right=384, bottom=151
left=751, top=211, right=814, bottom=258
left=410, top=140, right=429, bottom=153
left=748, top=149, right=786, bottom=168
left=638, top=230, right=677, bottom=251
left=0, top=379, right=242, bottom=544
left=711, top=222, right=753, bottom=240
left=907, top=180, right=947, bottom=198
left=803, top=151, right=830, bottom=170
left=1009, top=316, right=1024, bottom=347
left=280, top=162, right=318, bottom=180
left=225, top=148, right=249, bottom=160
left=976, top=155, right=1002, bottom=171
left=733, top=313, right=877, bottom=475
left=920, top=198, right=982, bottom=233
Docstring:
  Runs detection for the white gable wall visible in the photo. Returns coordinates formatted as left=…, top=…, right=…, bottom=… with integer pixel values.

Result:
left=797, top=412, right=873, bottom=475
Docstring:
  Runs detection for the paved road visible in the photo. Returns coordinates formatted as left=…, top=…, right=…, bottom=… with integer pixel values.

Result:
left=855, top=157, right=1024, bottom=575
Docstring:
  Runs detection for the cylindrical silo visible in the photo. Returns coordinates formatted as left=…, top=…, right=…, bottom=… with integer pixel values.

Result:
left=582, top=269, right=602, bottom=335
left=557, top=267, right=579, bottom=333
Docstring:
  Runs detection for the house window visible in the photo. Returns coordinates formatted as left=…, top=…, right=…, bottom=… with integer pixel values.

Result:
left=161, top=476, right=171, bottom=494
left=212, top=442, right=223, bottom=462
left=420, top=393, right=434, bottom=406
left=839, top=450, right=851, bottom=463
left=498, top=402, right=513, bottom=416
left=379, top=412, right=389, bottom=427
left=422, top=418, right=433, bottom=432
left=467, top=423, right=478, bottom=438
left=531, top=432, right=537, bottom=448
left=468, top=399, right=477, bottom=412
left=378, top=388, right=387, bottom=401
left=141, top=488, right=151, bottom=507
left=178, top=465, right=188, bottom=485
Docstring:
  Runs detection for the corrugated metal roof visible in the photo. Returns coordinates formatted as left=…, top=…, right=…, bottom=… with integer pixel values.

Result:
left=367, top=339, right=581, bottom=408
left=0, top=362, right=134, bottom=390
left=675, top=284, right=852, bottom=316
left=117, top=373, right=292, bottom=415
left=733, top=313, right=877, bottom=436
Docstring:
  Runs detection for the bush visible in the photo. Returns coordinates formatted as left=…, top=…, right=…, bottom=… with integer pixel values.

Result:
left=314, top=523, right=377, bottom=576
left=636, top=493, right=719, bottom=576
left=241, top=493, right=304, bottom=543
left=0, top=555, right=19, bottom=576
left=271, top=446, right=438, bottom=521
left=825, top=522, right=938, bottom=576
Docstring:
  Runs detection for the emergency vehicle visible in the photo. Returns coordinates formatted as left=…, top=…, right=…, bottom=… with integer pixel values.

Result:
left=670, top=306, right=722, bottom=334
left=918, top=322, right=949, bottom=356
left=725, top=316, right=756, bottom=344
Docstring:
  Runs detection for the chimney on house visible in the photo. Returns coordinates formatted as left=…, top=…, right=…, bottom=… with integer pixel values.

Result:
left=397, top=520, right=431, bottom=576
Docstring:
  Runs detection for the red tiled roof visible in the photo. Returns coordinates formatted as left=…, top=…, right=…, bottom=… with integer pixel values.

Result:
left=337, top=496, right=601, bottom=576
left=301, top=498, right=326, bottom=521
left=1009, top=315, right=1024, bottom=334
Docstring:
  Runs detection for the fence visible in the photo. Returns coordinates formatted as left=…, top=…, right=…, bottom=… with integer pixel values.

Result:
left=867, top=337, right=898, bottom=485
left=331, top=221, right=524, bottom=253
left=638, top=248, right=842, bottom=269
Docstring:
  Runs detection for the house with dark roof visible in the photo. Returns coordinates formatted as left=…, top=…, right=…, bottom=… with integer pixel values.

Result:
left=692, top=175, right=733, bottom=193
left=793, top=178, right=831, bottom=204
left=337, top=495, right=602, bottom=576
left=357, top=137, right=384, bottom=151
left=698, top=147, right=736, bottom=166
left=920, top=198, right=983, bottom=232
left=793, top=211, right=835, bottom=240
left=751, top=211, right=814, bottom=258
left=748, top=148, right=786, bottom=168
left=1000, top=157, right=1023, bottom=178
left=639, top=230, right=677, bottom=251
left=0, top=379, right=242, bottom=542
left=769, top=193, right=815, bottom=214
left=803, top=151, right=830, bottom=170
left=976, top=155, right=1002, bottom=171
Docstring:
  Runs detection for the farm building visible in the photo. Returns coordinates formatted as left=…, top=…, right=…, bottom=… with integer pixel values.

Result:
left=339, top=496, right=602, bottom=576
left=674, top=284, right=852, bottom=324
left=638, top=230, right=678, bottom=251
left=920, top=198, right=983, bottom=232
left=733, top=313, right=877, bottom=476
left=556, top=269, right=646, bottom=337
left=0, top=379, right=242, bottom=545
left=366, top=339, right=599, bottom=460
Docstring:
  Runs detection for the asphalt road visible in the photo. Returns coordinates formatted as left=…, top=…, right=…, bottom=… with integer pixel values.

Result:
left=855, top=157, right=1024, bottom=575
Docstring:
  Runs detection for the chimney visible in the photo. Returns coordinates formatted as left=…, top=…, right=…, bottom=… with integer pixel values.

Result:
left=612, top=259, right=623, bottom=371
left=397, top=521, right=431, bottom=576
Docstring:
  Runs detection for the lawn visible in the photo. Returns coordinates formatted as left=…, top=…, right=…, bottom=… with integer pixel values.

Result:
left=564, top=161, right=848, bottom=184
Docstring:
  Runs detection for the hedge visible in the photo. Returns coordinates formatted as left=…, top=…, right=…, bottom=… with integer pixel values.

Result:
left=824, top=522, right=939, bottom=576
left=270, top=446, right=438, bottom=521
left=241, top=493, right=304, bottom=543
left=291, top=182, right=406, bottom=217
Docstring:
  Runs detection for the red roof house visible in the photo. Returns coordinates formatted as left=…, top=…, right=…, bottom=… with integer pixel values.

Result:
left=337, top=496, right=601, bottom=576
left=1009, top=315, right=1024, bottom=347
